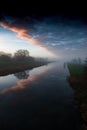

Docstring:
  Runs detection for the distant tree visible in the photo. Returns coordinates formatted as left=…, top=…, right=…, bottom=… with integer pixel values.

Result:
left=0, top=55, right=11, bottom=62
left=14, top=49, right=29, bottom=60
left=0, top=52, right=12, bottom=62
left=27, top=57, right=34, bottom=62
left=0, top=51, right=5, bottom=56
left=0, top=51, right=12, bottom=57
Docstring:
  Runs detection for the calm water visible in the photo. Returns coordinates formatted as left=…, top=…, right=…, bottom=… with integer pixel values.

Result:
left=0, top=62, right=81, bottom=130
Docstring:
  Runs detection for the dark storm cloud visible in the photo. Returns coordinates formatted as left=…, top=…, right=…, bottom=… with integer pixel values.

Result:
left=0, top=16, right=87, bottom=58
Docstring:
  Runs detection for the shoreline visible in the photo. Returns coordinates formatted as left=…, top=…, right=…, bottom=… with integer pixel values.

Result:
left=0, top=62, right=49, bottom=76
left=67, top=63, right=87, bottom=130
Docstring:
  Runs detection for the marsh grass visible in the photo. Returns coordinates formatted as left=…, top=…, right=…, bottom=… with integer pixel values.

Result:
left=68, top=63, right=84, bottom=77
left=68, top=62, right=87, bottom=130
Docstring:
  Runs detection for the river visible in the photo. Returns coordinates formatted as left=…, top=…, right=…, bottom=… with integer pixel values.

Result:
left=0, top=62, right=81, bottom=130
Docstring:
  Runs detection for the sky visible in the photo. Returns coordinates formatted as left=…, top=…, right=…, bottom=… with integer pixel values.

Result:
left=0, top=16, right=87, bottom=60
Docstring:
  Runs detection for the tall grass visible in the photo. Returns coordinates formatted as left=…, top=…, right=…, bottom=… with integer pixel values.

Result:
left=68, top=62, right=87, bottom=130
left=68, top=63, right=84, bottom=77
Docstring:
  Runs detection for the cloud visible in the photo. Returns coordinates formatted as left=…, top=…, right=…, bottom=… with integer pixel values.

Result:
left=0, top=21, right=47, bottom=49
left=0, top=16, right=87, bottom=58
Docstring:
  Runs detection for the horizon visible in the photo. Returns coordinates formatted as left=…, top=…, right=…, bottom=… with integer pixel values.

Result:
left=0, top=16, right=87, bottom=61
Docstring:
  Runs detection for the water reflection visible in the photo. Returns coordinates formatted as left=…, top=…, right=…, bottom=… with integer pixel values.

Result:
left=0, top=64, right=53, bottom=94
left=0, top=62, right=80, bottom=130
left=14, top=70, right=29, bottom=79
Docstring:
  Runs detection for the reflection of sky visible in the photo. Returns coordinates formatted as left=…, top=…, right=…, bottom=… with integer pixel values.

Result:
left=0, top=74, right=18, bottom=90
left=0, top=16, right=87, bottom=59
left=0, top=64, right=53, bottom=94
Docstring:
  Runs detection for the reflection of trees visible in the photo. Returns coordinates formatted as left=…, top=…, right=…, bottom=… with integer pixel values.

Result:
left=14, top=70, right=29, bottom=79
left=14, top=49, right=29, bottom=61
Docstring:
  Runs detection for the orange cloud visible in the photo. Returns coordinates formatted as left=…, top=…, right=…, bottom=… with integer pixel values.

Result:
left=0, top=21, right=50, bottom=51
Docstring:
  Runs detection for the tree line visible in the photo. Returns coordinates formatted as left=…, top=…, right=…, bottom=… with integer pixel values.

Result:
left=0, top=49, right=48, bottom=64
left=0, top=49, right=34, bottom=63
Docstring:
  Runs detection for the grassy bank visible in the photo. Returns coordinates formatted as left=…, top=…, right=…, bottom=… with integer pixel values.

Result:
left=68, top=63, right=84, bottom=77
left=68, top=63, right=87, bottom=130
left=0, top=61, right=49, bottom=76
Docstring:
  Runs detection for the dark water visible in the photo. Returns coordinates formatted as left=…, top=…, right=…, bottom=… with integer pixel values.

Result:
left=0, top=62, right=81, bottom=130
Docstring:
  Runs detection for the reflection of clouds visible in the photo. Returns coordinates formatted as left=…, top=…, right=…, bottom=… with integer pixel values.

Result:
left=1, top=64, right=54, bottom=94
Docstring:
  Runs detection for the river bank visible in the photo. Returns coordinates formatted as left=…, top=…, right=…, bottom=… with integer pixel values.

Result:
left=68, top=63, right=87, bottom=130
left=0, top=61, right=49, bottom=76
